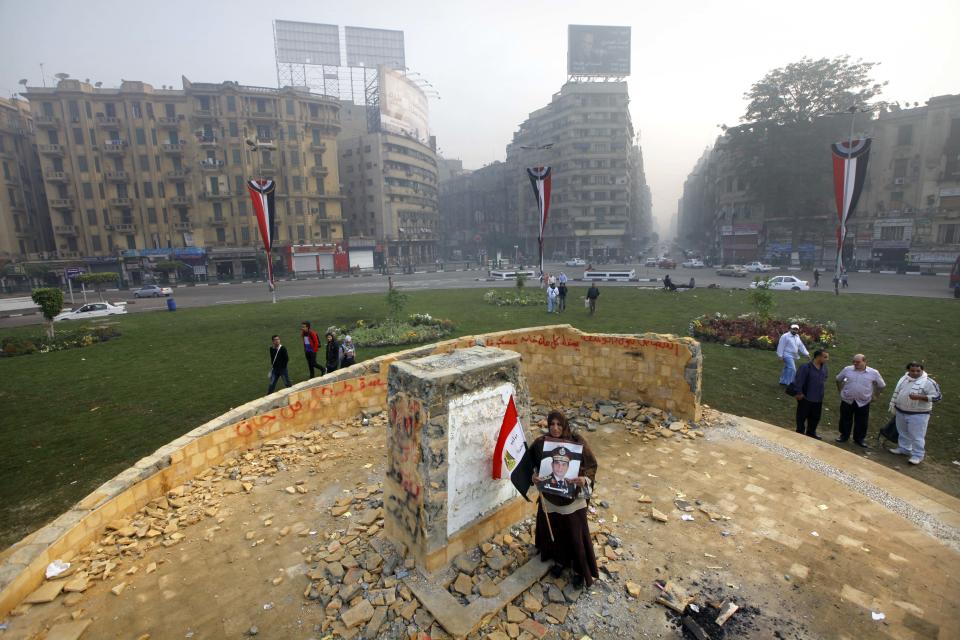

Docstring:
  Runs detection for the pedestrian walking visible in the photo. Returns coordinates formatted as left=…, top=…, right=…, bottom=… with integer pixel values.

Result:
left=586, top=283, right=600, bottom=315
left=558, top=271, right=568, bottom=285
left=776, top=323, right=809, bottom=385
left=887, top=362, right=942, bottom=465
left=267, top=335, right=291, bottom=394
left=793, top=349, right=830, bottom=439
left=341, top=335, right=356, bottom=368
left=841, top=270, right=849, bottom=288
left=835, top=354, right=886, bottom=447
left=300, top=321, right=322, bottom=377
left=557, top=281, right=568, bottom=312
left=833, top=272, right=840, bottom=296
left=324, top=331, right=341, bottom=374
left=547, top=282, right=559, bottom=313
left=813, top=269, right=820, bottom=287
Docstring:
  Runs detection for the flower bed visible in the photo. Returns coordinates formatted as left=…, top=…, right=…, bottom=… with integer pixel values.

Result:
left=690, top=313, right=837, bottom=350
left=332, top=314, right=455, bottom=348
left=483, top=290, right=543, bottom=307
left=1, top=325, right=121, bottom=357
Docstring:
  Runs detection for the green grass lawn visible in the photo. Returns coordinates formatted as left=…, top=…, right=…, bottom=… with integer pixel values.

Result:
left=1, top=286, right=957, bottom=548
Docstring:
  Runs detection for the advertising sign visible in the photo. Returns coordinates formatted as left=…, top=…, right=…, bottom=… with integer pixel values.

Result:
left=379, top=68, right=430, bottom=145
left=274, top=21, right=341, bottom=66
left=345, top=26, right=405, bottom=69
left=567, top=25, right=631, bottom=76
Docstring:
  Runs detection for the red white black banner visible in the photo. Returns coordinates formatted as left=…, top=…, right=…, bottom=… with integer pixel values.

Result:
left=492, top=394, right=532, bottom=500
left=247, top=179, right=277, bottom=287
left=831, top=138, right=871, bottom=274
left=526, top=166, right=552, bottom=279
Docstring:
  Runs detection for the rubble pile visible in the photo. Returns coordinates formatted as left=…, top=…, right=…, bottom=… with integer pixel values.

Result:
left=530, top=400, right=729, bottom=441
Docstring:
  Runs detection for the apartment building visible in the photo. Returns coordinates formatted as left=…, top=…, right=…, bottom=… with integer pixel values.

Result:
left=23, top=77, right=343, bottom=279
left=505, top=81, right=652, bottom=260
left=338, top=102, right=440, bottom=266
left=438, top=161, right=511, bottom=260
left=0, top=97, right=51, bottom=260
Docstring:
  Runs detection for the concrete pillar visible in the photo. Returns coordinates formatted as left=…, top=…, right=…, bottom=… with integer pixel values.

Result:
left=384, top=346, right=531, bottom=572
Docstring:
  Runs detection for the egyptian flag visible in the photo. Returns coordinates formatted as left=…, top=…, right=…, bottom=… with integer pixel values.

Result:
left=831, top=138, right=871, bottom=274
left=526, top=166, right=552, bottom=280
left=492, top=395, right=533, bottom=501
left=247, top=179, right=277, bottom=288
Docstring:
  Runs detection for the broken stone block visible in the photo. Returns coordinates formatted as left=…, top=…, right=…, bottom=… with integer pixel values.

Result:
left=24, top=580, right=65, bottom=604
left=453, top=572, right=473, bottom=596
left=650, top=508, right=669, bottom=523
left=341, top=599, right=375, bottom=628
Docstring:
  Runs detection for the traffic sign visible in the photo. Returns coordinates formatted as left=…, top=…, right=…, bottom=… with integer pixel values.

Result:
left=65, top=267, right=84, bottom=278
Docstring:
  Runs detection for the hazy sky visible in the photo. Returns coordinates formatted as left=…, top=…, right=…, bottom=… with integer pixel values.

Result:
left=2, top=0, right=958, bottom=235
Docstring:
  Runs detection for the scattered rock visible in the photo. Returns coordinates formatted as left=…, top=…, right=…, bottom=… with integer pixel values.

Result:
left=341, top=599, right=375, bottom=628
left=453, top=572, right=473, bottom=596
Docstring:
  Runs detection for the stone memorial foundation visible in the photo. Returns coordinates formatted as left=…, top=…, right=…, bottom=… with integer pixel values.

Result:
left=384, top=346, right=533, bottom=572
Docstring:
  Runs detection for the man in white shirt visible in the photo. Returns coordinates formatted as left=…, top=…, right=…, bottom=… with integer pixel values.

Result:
left=834, top=354, right=886, bottom=447
left=776, top=323, right=809, bottom=385
left=887, top=362, right=942, bottom=465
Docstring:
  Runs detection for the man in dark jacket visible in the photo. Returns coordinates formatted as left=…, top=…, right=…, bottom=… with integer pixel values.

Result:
left=301, top=322, right=321, bottom=377
left=586, top=284, right=600, bottom=315
left=324, top=331, right=341, bottom=374
left=793, top=349, right=830, bottom=439
left=267, top=335, right=290, bottom=394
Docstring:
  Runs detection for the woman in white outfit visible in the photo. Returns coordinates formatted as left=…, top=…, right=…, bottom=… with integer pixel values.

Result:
left=887, top=362, right=942, bottom=465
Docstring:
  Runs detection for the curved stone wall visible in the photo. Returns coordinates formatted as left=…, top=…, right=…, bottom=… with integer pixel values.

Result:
left=0, top=325, right=701, bottom=616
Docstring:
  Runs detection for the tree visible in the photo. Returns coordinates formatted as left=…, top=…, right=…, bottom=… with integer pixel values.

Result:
left=78, top=272, right=119, bottom=301
left=31, top=288, right=64, bottom=339
left=742, top=56, right=886, bottom=125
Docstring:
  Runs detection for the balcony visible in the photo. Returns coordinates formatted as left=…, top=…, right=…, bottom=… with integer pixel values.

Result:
left=199, top=159, right=224, bottom=171
left=165, top=169, right=189, bottom=181
left=306, top=114, right=340, bottom=132
left=59, top=251, right=81, bottom=258
left=49, top=197, right=74, bottom=210
left=54, top=224, right=79, bottom=235
left=197, top=136, right=218, bottom=147
left=4, top=173, right=19, bottom=186
left=39, top=144, right=64, bottom=155
left=113, top=223, right=135, bottom=233
left=167, top=195, right=191, bottom=206
left=173, top=221, right=193, bottom=231
left=35, top=114, right=59, bottom=128
left=200, top=190, right=232, bottom=200
left=161, top=143, right=185, bottom=154
left=109, top=197, right=133, bottom=207
left=256, top=164, right=277, bottom=177
left=157, top=116, right=180, bottom=128
left=193, top=109, right=215, bottom=119
left=309, top=141, right=327, bottom=152
left=207, top=218, right=229, bottom=227
left=311, top=165, right=329, bottom=177
left=105, top=171, right=128, bottom=182
left=245, top=109, right=279, bottom=122
left=45, top=171, right=69, bottom=183
left=96, top=115, right=122, bottom=127
left=103, top=141, right=127, bottom=154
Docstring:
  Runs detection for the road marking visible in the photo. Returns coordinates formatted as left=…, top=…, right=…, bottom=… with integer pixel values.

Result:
left=214, top=299, right=248, bottom=304
left=283, top=294, right=311, bottom=299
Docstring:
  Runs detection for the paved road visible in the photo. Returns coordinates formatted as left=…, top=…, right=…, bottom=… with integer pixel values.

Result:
left=0, top=263, right=954, bottom=329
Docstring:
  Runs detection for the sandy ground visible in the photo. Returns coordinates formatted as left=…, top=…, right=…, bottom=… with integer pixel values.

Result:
left=3, top=406, right=958, bottom=640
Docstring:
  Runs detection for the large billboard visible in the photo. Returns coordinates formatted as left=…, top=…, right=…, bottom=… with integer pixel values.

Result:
left=274, top=21, right=341, bottom=66
left=567, top=25, right=631, bottom=76
left=345, top=26, right=405, bottom=69
left=379, top=68, right=429, bottom=145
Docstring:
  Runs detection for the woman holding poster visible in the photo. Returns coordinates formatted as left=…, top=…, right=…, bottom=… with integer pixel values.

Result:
left=530, top=410, right=599, bottom=587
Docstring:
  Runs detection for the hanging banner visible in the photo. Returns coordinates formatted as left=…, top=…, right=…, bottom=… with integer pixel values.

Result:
left=526, top=166, right=552, bottom=280
left=247, top=179, right=277, bottom=290
left=492, top=395, right=532, bottom=500
left=831, top=138, right=871, bottom=275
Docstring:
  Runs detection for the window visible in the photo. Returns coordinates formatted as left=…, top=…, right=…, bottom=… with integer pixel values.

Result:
left=226, top=95, right=236, bottom=112
left=232, top=149, right=242, bottom=165
left=897, top=124, right=913, bottom=146
left=164, top=103, right=175, bottom=118
left=126, top=235, right=136, bottom=250
left=290, top=152, right=300, bottom=166
left=131, top=102, right=142, bottom=118
left=105, top=103, right=116, bottom=117
left=146, top=103, right=154, bottom=119
left=139, top=155, right=150, bottom=171
left=143, top=182, right=153, bottom=198
left=86, top=209, right=97, bottom=225
left=157, top=182, right=165, bottom=197
left=77, top=155, right=88, bottom=172
left=297, top=224, right=305, bottom=241
left=241, top=227, right=250, bottom=243
left=890, top=190, right=904, bottom=203
left=287, top=123, right=296, bottom=139
left=91, top=235, right=102, bottom=251
left=293, top=176, right=302, bottom=191
left=82, top=182, right=94, bottom=198
left=880, top=226, right=905, bottom=241
left=938, top=224, right=960, bottom=244
left=72, top=128, right=83, bottom=145
left=295, top=200, right=304, bottom=215
left=229, top=121, right=238, bottom=137
left=286, top=99, right=295, bottom=115
left=68, top=100, right=80, bottom=121
left=893, top=159, right=908, bottom=179
left=213, top=202, right=223, bottom=219
left=147, top=207, right=157, bottom=223
left=136, top=128, right=146, bottom=145
left=216, top=227, right=226, bottom=242
left=94, top=156, right=101, bottom=173
left=235, top=175, right=245, bottom=193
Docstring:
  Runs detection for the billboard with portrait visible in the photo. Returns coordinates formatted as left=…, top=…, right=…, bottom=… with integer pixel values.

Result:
left=379, top=68, right=430, bottom=145
left=567, top=25, right=631, bottom=76
left=345, top=26, right=406, bottom=69
left=274, top=21, right=341, bottom=66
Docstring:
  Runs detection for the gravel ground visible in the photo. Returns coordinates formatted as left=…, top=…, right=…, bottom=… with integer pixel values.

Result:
left=707, top=419, right=960, bottom=552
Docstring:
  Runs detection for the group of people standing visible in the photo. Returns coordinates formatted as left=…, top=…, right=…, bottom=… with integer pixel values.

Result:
left=543, top=272, right=601, bottom=315
left=266, top=321, right=357, bottom=394
left=777, top=325, right=942, bottom=465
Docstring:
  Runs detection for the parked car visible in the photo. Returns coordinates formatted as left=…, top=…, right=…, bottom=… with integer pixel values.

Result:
left=749, top=275, right=810, bottom=291
left=644, top=257, right=658, bottom=267
left=715, top=265, right=747, bottom=277
left=657, top=258, right=677, bottom=269
left=681, top=259, right=705, bottom=268
left=133, top=284, right=173, bottom=298
left=54, top=301, right=128, bottom=322
left=744, top=261, right=774, bottom=272
left=565, top=257, right=586, bottom=267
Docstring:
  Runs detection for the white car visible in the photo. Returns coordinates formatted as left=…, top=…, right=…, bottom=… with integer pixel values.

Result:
left=745, top=261, right=774, bottom=272
left=54, top=301, right=128, bottom=321
left=749, top=276, right=810, bottom=291
left=681, top=259, right=705, bottom=268
left=134, top=284, right=173, bottom=298
left=565, top=258, right=586, bottom=267
left=644, top=257, right=658, bottom=267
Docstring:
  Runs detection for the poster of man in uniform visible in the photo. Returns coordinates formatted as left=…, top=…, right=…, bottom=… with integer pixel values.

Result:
left=535, top=439, right=584, bottom=500
left=567, top=25, right=631, bottom=76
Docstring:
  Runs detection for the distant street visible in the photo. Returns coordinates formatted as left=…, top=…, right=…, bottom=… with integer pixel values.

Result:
left=0, top=262, right=954, bottom=329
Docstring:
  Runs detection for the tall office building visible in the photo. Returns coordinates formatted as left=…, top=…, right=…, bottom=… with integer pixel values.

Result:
left=23, top=77, right=343, bottom=280
left=0, top=97, right=51, bottom=260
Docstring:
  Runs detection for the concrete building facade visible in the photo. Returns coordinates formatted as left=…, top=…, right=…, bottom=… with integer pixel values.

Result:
left=0, top=97, right=51, bottom=261
left=438, top=161, right=511, bottom=261
left=22, top=77, right=343, bottom=280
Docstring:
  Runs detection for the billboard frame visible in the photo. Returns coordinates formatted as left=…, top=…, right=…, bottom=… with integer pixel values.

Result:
left=567, top=24, right=631, bottom=78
